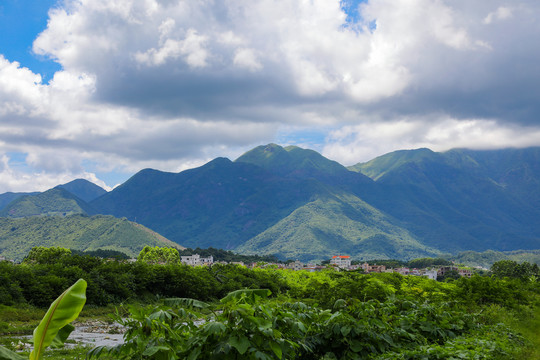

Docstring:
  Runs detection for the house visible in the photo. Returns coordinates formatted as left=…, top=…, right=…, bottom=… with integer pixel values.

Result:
left=331, top=255, right=351, bottom=268
left=437, top=266, right=458, bottom=277
left=423, top=269, right=438, bottom=280
left=394, top=267, right=410, bottom=275
left=180, top=254, right=213, bottom=266
left=288, top=260, right=303, bottom=271
left=361, top=262, right=386, bottom=273
left=459, top=269, right=473, bottom=278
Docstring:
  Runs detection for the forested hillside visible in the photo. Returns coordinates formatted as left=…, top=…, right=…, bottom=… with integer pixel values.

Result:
left=0, top=214, right=181, bottom=261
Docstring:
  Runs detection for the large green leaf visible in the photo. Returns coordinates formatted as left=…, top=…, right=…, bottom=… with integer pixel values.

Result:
left=30, top=278, right=87, bottom=360
left=163, top=297, right=210, bottom=309
left=220, top=289, right=271, bottom=304
left=0, top=346, right=26, bottom=360
left=49, top=324, right=75, bottom=349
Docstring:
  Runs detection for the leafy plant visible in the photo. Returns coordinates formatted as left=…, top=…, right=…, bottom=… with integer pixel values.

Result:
left=0, top=279, right=87, bottom=360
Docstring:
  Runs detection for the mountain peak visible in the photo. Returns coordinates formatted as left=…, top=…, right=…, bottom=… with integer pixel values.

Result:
left=56, top=178, right=107, bottom=202
left=349, top=148, right=439, bottom=180
left=235, top=143, right=349, bottom=178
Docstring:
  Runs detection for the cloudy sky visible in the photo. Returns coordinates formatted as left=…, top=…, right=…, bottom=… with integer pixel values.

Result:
left=1, top=0, right=539, bottom=192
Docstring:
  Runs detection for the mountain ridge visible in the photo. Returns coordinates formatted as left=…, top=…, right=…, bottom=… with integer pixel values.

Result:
left=1, top=145, right=539, bottom=262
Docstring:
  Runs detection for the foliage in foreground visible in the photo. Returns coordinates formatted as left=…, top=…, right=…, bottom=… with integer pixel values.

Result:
left=87, top=289, right=523, bottom=360
left=0, top=279, right=86, bottom=360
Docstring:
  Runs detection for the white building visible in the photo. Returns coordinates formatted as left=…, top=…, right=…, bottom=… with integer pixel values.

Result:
left=330, top=255, right=351, bottom=268
left=181, top=254, right=213, bottom=266
left=423, top=269, right=438, bottom=280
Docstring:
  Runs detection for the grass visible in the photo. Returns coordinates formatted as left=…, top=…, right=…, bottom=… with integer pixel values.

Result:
left=0, top=305, right=44, bottom=335
left=508, top=302, right=540, bottom=359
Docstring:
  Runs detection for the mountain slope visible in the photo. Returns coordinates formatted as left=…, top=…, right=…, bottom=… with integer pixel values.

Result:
left=0, top=214, right=183, bottom=261
left=91, top=156, right=334, bottom=250
left=350, top=147, right=540, bottom=253
left=0, top=188, right=96, bottom=218
left=0, top=192, right=38, bottom=210
left=236, top=190, right=442, bottom=261
left=56, top=179, right=107, bottom=202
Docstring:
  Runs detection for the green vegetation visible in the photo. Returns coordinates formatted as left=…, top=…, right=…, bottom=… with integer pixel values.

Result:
left=0, top=214, right=182, bottom=261
left=137, top=246, right=181, bottom=264
left=1, top=249, right=540, bottom=359
left=236, top=191, right=442, bottom=262
left=490, top=260, right=539, bottom=280
left=0, top=279, right=86, bottom=360
left=451, top=249, right=540, bottom=268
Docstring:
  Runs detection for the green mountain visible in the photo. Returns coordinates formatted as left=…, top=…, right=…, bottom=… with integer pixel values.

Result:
left=0, top=214, right=182, bottom=261
left=6, top=144, right=538, bottom=262
left=56, top=178, right=107, bottom=202
left=0, top=188, right=96, bottom=218
left=91, top=157, right=335, bottom=252
left=89, top=144, right=540, bottom=261
left=236, top=189, right=442, bottom=261
left=349, top=147, right=540, bottom=253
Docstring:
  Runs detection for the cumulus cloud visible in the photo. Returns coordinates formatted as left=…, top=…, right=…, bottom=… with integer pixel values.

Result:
left=322, top=117, right=540, bottom=165
left=0, top=153, right=110, bottom=192
left=0, top=0, right=539, bottom=191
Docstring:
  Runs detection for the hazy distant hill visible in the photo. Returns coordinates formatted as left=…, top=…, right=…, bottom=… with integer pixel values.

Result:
left=56, top=178, right=107, bottom=202
left=0, top=214, right=182, bottom=261
left=0, top=188, right=96, bottom=218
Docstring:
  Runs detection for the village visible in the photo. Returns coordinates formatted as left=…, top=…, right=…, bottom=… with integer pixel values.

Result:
left=179, top=254, right=475, bottom=281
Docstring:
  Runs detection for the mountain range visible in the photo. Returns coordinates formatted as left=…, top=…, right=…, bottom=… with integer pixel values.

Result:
left=0, top=144, right=539, bottom=262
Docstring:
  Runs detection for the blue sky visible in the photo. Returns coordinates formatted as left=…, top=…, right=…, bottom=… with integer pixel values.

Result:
left=0, top=0, right=539, bottom=192
left=0, top=0, right=61, bottom=81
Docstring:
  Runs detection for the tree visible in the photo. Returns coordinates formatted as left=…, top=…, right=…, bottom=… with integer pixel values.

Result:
left=137, top=246, right=180, bottom=265
left=491, top=260, right=540, bottom=280
left=23, top=246, right=71, bottom=265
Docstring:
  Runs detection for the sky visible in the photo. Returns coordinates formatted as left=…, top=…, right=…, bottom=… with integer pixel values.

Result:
left=1, top=0, right=540, bottom=192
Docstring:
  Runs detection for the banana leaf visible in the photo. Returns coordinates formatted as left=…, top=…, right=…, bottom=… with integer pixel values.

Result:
left=0, top=345, right=26, bottom=360
left=30, top=278, right=87, bottom=360
left=220, top=289, right=271, bottom=304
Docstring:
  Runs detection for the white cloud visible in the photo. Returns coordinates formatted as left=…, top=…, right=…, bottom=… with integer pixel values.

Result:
left=233, top=48, right=262, bottom=72
left=0, top=153, right=110, bottom=192
left=484, top=7, right=513, bottom=24
left=0, top=0, right=539, bottom=191
left=135, top=28, right=209, bottom=67
left=322, top=117, right=540, bottom=165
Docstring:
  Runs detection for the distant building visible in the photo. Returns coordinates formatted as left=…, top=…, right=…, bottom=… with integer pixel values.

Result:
left=181, top=254, right=213, bottom=266
left=361, top=262, right=386, bottom=273
left=458, top=269, right=473, bottom=278
left=394, top=267, right=410, bottom=275
left=331, top=255, right=351, bottom=268
left=423, top=269, right=438, bottom=280
left=288, top=260, right=303, bottom=271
